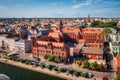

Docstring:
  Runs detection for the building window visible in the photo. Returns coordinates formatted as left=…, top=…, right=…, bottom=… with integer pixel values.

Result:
left=88, top=55, right=91, bottom=58
left=96, top=55, right=98, bottom=59
left=62, top=53, right=64, bottom=56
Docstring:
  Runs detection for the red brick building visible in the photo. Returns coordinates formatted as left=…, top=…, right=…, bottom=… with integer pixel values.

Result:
left=32, top=41, right=69, bottom=61
left=117, top=56, right=120, bottom=75
left=32, top=23, right=104, bottom=61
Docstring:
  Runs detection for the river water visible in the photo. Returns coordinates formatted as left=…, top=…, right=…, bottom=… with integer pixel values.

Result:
left=0, top=62, right=65, bottom=80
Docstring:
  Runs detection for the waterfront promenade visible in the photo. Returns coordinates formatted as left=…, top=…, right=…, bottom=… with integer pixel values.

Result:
left=0, top=58, right=92, bottom=80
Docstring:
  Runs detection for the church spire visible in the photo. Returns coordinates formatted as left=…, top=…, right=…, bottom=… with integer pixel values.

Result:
left=88, top=14, right=91, bottom=23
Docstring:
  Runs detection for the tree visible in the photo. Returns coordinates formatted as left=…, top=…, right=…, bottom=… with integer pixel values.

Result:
left=90, top=21, right=101, bottom=27
left=59, top=68, right=64, bottom=72
left=81, top=73, right=86, bottom=77
left=77, top=60, right=82, bottom=67
left=90, top=21, right=120, bottom=33
left=116, top=75, right=120, bottom=80
left=91, top=61, right=98, bottom=71
left=99, top=63, right=104, bottom=72
left=53, top=67, right=58, bottom=71
left=34, top=23, right=40, bottom=29
left=103, top=29, right=111, bottom=40
left=46, top=65, right=52, bottom=70
left=67, top=69, right=71, bottom=74
left=40, top=64, right=45, bottom=69
left=48, top=55, right=55, bottom=61
left=83, top=60, right=90, bottom=69
left=56, top=56, right=61, bottom=63
left=73, top=70, right=79, bottom=77
left=44, top=54, right=49, bottom=60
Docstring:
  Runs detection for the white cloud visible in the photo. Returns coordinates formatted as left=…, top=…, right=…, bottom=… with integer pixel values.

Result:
left=51, top=2, right=60, bottom=6
left=15, top=4, right=23, bottom=7
left=72, top=0, right=102, bottom=9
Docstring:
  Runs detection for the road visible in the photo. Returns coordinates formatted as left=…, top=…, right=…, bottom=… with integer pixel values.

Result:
left=19, top=53, right=116, bottom=79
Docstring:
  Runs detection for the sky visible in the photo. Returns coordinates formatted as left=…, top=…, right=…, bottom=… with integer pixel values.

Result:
left=0, top=0, right=120, bottom=18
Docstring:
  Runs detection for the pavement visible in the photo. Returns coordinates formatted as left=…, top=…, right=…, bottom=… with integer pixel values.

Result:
left=18, top=53, right=116, bottom=80
left=0, top=58, right=93, bottom=80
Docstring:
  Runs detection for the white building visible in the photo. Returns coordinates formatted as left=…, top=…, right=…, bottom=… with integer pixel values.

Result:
left=14, top=39, right=32, bottom=53
left=0, top=34, right=15, bottom=51
left=109, top=33, right=120, bottom=42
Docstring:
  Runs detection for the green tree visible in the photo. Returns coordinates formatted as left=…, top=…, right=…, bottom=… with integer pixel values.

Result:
left=83, top=60, right=90, bottom=69
left=56, top=55, right=61, bottom=63
left=90, top=21, right=120, bottom=33
left=44, top=54, right=49, bottom=60
left=73, top=70, right=79, bottom=77
left=34, top=23, right=40, bottom=29
left=116, top=75, right=120, bottom=80
left=40, top=64, right=45, bottom=69
left=91, top=61, right=98, bottom=71
left=99, top=63, right=104, bottom=72
left=81, top=73, right=86, bottom=77
left=103, top=29, right=111, bottom=40
left=53, top=67, right=58, bottom=71
left=90, top=21, right=101, bottom=27
left=77, top=60, right=82, bottom=67
left=67, top=69, right=71, bottom=74
left=59, top=68, right=64, bottom=72
left=46, top=65, right=52, bottom=70
left=48, top=55, right=55, bottom=61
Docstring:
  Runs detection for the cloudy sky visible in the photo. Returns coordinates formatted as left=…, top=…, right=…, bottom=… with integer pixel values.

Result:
left=0, top=0, right=120, bottom=18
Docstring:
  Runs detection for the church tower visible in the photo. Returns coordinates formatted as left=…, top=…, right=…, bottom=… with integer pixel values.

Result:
left=88, top=14, right=91, bottom=23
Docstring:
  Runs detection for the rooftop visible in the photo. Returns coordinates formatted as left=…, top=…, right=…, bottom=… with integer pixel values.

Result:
left=81, top=47, right=103, bottom=55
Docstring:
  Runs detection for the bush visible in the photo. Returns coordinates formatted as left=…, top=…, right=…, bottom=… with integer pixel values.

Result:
left=73, top=70, right=79, bottom=77
left=48, top=55, right=55, bottom=61
left=90, top=61, right=98, bottom=71
left=81, top=73, right=86, bottom=77
left=59, top=68, right=64, bottom=72
left=83, top=60, right=89, bottom=69
left=116, top=75, right=120, bottom=80
left=99, top=63, right=104, bottom=72
left=53, top=67, right=58, bottom=71
left=77, top=60, right=82, bottom=67
left=40, top=64, right=45, bottom=68
left=46, top=65, right=52, bottom=70
left=67, top=69, right=74, bottom=74
left=44, top=54, right=49, bottom=60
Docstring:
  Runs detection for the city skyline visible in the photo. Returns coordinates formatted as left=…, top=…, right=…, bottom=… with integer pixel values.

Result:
left=0, top=0, right=120, bottom=18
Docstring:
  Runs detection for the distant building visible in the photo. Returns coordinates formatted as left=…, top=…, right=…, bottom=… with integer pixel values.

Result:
left=109, top=33, right=120, bottom=42
left=109, top=33, right=120, bottom=55
left=14, top=39, right=32, bottom=53
left=37, top=28, right=50, bottom=36
left=110, top=42, right=120, bottom=55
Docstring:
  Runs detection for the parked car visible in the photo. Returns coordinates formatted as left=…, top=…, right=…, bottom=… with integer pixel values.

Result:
left=86, top=72, right=93, bottom=78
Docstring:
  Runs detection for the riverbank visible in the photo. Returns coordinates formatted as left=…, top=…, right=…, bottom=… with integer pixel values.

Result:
left=0, top=58, right=92, bottom=80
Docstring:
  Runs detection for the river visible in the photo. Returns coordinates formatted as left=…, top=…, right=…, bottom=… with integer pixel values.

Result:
left=0, top=62, right=66, bottom=80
